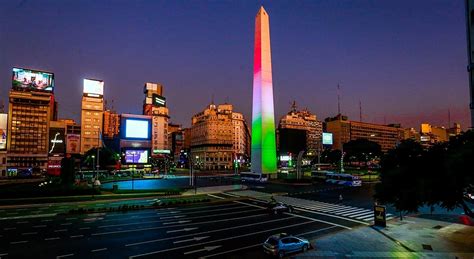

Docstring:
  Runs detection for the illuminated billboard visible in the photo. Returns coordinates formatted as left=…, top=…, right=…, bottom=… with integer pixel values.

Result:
left=125, top=149, right=149, bottom=164
left=0, top=114, right=7, bottom=150
left=124, top=119, right=150, bottom=139
left=66, top=134, right=80, bottom=154
left=83, top=78, right=104, bottom=96
left=49, top=128, right=65, bottom=154
left=12, top=67, right=54, bottom=92
left=152, top=94, right=166, bottom=107
left=322, top=133, right=333, bottom=145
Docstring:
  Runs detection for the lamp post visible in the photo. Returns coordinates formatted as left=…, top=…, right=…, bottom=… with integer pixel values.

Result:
left=91, top=155, right=96, bottom=178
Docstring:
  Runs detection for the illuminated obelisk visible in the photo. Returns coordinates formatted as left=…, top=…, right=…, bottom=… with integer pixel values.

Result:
left=251, top=6, right=277, bottom=175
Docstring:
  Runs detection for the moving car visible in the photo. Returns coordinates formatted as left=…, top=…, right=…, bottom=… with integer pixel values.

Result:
left=267, top=201, right=294, bottom=214
left=263, top=233, right=312, bottom=258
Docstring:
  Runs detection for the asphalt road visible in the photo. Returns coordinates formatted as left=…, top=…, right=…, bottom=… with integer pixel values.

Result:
left=0, top=197, right=362, bottom=259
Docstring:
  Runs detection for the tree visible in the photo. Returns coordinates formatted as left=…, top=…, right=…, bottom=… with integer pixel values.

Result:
left=343, top=138, right=382, bottom=165
left=375, top=132, right=474, bottom=219
left=83, top=147, right=120, bottom=170
left=375, top=139, right=425, bottom=217
left=60, top=156, right=76, bottom=186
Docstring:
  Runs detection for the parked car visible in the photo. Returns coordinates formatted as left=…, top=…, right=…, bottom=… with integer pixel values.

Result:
left=267, top=201, right=294, bottom=214
left=263, top=233, right=312, bottom=258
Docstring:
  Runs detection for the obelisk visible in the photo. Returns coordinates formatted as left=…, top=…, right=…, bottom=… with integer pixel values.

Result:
left=251, top=6, right=277, bottom=175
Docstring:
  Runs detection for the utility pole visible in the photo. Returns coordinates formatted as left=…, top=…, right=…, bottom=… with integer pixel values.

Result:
left=337, top=84, right=341, bottom=115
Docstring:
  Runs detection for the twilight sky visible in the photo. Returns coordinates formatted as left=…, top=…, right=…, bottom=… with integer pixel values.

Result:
left=0, top=0, right=470, bottom=129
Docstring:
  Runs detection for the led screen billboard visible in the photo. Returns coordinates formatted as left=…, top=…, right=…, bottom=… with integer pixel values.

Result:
left=66, top=134, right=80, bottom=154
left=12, top=67, right=54, bottom=92
left=125, top=119, right=150, bottom=139
left=152, top=94, right=166, bottom=107
left=322, top=132, right=333, bottom=145
left=83, top=78, right=104, bottom=96
left=125, top=149, right=149, bottom=164
left=0, top=114, right=7, bottom=150
left=49, top=128, right=65, bottom=154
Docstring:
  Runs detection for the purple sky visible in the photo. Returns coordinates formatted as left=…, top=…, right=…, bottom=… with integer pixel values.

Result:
left=0, top=0, right=470, bottom=130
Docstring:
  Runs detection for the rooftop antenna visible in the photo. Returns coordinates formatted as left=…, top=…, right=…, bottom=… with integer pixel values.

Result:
left=337, top=84, right=341, bottom=115
left=211, top=94, right=214, bottom=105
left=225, top=96, right=229, bottom=104
left=448, top=108, right=451, bottom=127
left=111, top=99, right=115, bottom=112
left=359, top=100, right=362, bottom=122
left=0, top=100, right=4, bottom=113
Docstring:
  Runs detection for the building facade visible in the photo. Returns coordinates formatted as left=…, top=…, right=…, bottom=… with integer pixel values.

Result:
left=7, top=90, right=54, bottom=172
left=143, top=83, right=169, bottom=155
left=277, top=102, right=323, bottom=156
left=80, top=96, right=104, bottom=154
left=190, top=103, right=249, bottom=171
left=325, top=115, right=402, bottom=153
left=103, top=109, right=120, bottom=139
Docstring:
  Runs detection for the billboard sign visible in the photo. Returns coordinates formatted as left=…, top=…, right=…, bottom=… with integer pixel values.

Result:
left=124, top=118, right=150, bottom=139
left=125, top=149, right=149, bottom=164
left=0, top=114, right=7, bottom=150
left=12, top=67, right=54, bottom=92
left=83, top=78, right=104, bottom=96
left=49, top=128, right=65, bottom=154
left=66, top=134, right=80, bottom=154
left=322, top=132, right=333, bottom=145
left=374, top=205, right=387, bottom=227
left=152, top=93, right=166, bottom=107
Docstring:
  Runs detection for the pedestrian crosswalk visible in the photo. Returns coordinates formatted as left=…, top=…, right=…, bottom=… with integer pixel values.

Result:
left=227, top=190, right=394, bottom=223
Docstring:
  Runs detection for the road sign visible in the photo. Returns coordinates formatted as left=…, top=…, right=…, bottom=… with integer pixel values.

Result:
left=374, top=205, right=387, bottom=227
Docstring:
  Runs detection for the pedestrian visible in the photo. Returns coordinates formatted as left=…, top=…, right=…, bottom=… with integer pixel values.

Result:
left=339, top=194, right=343, bottom=203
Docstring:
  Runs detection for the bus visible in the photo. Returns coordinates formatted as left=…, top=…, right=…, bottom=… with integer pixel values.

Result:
left=239, top=172, right=268, bottom=183
left=311, top=170, right=332, bottom=182
left=325, top=173, right=362, bottom=187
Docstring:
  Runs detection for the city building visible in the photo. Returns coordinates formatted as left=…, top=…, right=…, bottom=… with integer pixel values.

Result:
left=168, top=124, right=186, bottom=165
left=277, top=101, right=323, bottom=156
left=465, top=0, right=474, bottom=128
left=190, top=103, right=249, bottom=171
left=80, top=79, right=104, bottom=154
left=103, top=109, right=120, bottom=139
left=47, top=120, right=70, bottom=176
left=325, top=114, right=402, bottom=153
left=251, top=6, right=277, bottom=175
left=448, top=123, right=462, bottom=137
left=143, top=83, right=170, bottom=156
left=0, top=113, right=7, bottom=177
left=7, top=89, right=54, bottom=173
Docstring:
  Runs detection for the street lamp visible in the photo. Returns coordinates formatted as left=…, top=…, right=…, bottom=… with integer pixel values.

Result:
left=91, top=155, right=96, bottom=177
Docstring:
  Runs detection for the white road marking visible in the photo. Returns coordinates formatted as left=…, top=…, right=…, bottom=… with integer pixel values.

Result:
left=357, top=214, right=374, bottom=220
left=340, top=210, right=372, bottom=217
left=128, top=221, right=313, bottom=258
left=206, top=194, right=225, bottom=200
left=160, top=215, right=186, bottom=220
left=70, top=235, right=84, bottom=238
left=199, top=226, right=340, bottom=258
left=183, top=245, right=221, bottom=255
left=80, top=227, right=91, bottom=230
left=16, top=221, right=29, bottom=224
left=127, top=216, right=294, bottom=247
left=292, top=206, right=370, bottom=225
left=55, top=229, right=68, bottom=232
left=33, top=225, right=47, bottom=228
left=163, top=220, right=191, bottom=225
left=21, top=232, right=38, bottom=235
left=4, top=227, right=16, bottom=230
left=65, top=217, right=76, bottom=220
left=56, top=253, right=74, bottom=258
left=10, top=240, right=28, bottom=244
left=95, top=213, right=266, bottom=236
left=166, top=227, right=199, bottom=234
left=0, top=253, right=8, bottom=256
left=91, top=248, right=107, bottom=252
left=45, top=237, right=60, bottom=241
left=42, top=219, right=53, bottom=222
left=61, top=223, right=72, bottom=226
left=220, top=192, right=240, bottom=198
left=174, top=236, right=209, bottom=244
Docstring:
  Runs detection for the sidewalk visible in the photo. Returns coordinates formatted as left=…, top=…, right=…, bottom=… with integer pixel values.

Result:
left=298, top=216, right=474, bottom=258
left=182, top=184, right=247, bottom=196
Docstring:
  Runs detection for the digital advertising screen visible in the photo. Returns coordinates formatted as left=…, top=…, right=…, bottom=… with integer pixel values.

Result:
left=83, top=78, right=104, bottom=96
left=49, top=128, right=65, bottom=154
left=66, top=134, right=80, bottom=154
left=322, top=132, right=333, bottom=145
left=12, top=67, right=54, bottom=92
left=0, top=114, right=7, bottom=150
left=152, top=93, right=166, bottom=107
left=125, top=149, right=149, bottom=164
left=125, top=119, right=150, bottom=139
